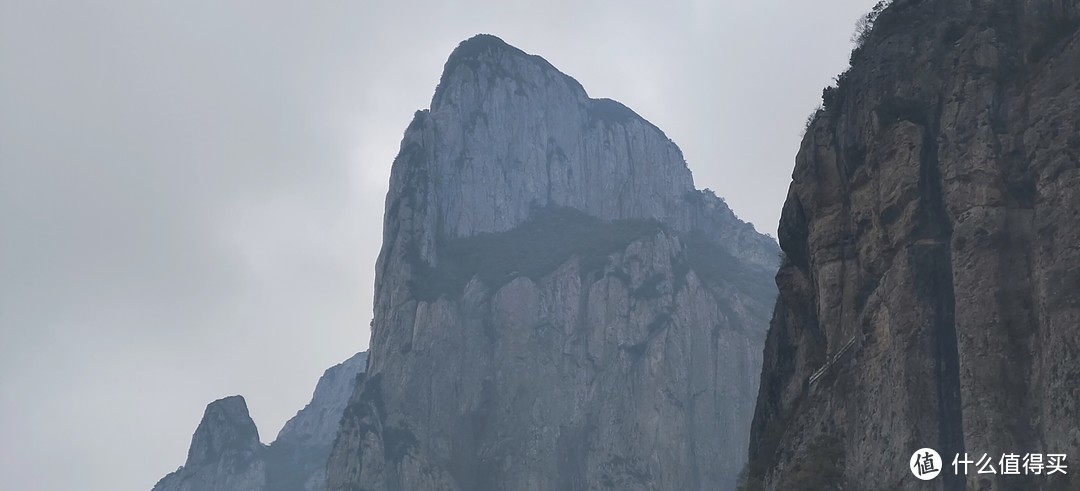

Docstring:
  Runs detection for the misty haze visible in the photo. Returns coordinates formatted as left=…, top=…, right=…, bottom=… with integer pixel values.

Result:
left=2, top=1, right=1078, bottom=491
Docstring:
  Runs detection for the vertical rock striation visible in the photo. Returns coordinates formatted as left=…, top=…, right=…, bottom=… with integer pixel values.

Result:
left=153, top=396, right=267, bottom=491
left=325, top=35, right=779, bottom=491
left=152, top=352, right=367, bottom=491
left=746, top=1, right=1080, bottom=490
left=268, top=351, right=368, bottom=491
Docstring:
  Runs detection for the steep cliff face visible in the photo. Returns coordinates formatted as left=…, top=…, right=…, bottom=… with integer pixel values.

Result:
left=325, top=35, right=779, bottom=491
left=267, top=352, right=368, bottom=491
left=747, top=1, right=1080, bottom=490
left=153, top=396, right=267, bottom=491
left=153, top=352, right=366, bottom=491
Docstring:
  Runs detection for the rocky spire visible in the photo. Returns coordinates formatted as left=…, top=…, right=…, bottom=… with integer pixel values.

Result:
left=152, top=353, right=367, bottom=491
left=185, top=396, right=262, bottom=468
left=379, top=35, right=774, bottom=271
left=153, top=396, right=266, bottom=491
left=327, top=35, right=779, bottom=491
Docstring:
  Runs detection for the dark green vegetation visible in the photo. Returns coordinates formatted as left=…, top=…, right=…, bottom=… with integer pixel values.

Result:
left=682, top=231, right=777, bottom=304
left=1028, top=15, right=1080, bottom=62
left=585, top=98, right=668, bottom=138
left=734, top=466, right=764, bottom=491
left=263, top=441, right=328, bottom=491
left=874, top=96, right=930, bottom=127
left=823, top=0, right=897, bottom=116
left=784, top=434, right=846, bottom=491
left=408, top=207, right=777, bottom=316
left=587, top=98, right=640, bottom=125
left=382, top=424, right=419, bottom=463
left=739, top=433, right=852, bottom=491
left=408, top=207, right=663, bottom=301
left=824, top=0, right=1080, bottom=120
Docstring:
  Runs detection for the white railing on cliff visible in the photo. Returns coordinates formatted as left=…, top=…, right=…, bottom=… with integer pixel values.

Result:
left=809, top=335, right=858, bottom=386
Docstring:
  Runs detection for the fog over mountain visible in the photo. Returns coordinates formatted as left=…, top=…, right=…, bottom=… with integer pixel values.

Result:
left=323, top=34, right=779, bottom=490
left=0, top=2, right=879, bottom=490
left=153, top=352, right=366, bottom=491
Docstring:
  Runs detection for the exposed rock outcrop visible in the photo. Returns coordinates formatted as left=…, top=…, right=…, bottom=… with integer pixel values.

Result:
left=153, top=352, right=367, bottom=491
left=153, top=396, right=267, bottom=491
left=325, top=35, right=779, bottom=491
left=746, top=1, right=1080, bottom=490
left=266, top=351, right=368, bottom=491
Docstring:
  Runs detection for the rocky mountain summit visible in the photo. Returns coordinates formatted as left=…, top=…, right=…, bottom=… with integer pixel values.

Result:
left=746, top=1, right=1080, bottom=490
left=153, top=352, right=367, bottom=491
left=325, top=35, right=780, bottom=491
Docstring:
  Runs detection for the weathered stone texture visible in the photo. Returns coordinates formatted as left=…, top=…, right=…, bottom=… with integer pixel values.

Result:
left=153, top=352, right=367, bottom=491
left=747, top=2, right=1080, bottom=490
left=326, top=35, right=779, bottom=491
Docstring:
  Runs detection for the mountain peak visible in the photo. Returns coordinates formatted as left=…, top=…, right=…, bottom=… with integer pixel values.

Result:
left=327, top=33, right=781, bottom=491
left=389, top=35, right=777, bottom=269
left=184, top=395, right=261, bottom=468
left=154, top=354, right=368, bottom=491
left=446, top=34, right=519, bottom=61
left=432, top=34, right=586, bottom=108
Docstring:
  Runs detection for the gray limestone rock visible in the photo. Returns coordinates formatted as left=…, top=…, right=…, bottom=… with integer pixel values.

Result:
left=325, top=35, right=780, bottom=491
left=745, top=1, right=1080, bottom=490
left=153, top=352, right=367, bottom=491
left=153, top=396, right=267, bottom=491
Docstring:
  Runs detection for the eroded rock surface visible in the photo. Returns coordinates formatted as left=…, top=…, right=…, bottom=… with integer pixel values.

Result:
left=153, top=396, right=267, bottom=491
left=153, top=352, right=367, bottom=491
left=325, top=35, right=779, bottom=491
left=746, top=2, right=1080, bottom=490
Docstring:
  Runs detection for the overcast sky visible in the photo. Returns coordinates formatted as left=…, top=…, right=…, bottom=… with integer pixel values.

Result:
left=0, top=1, right=877, bottom=490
